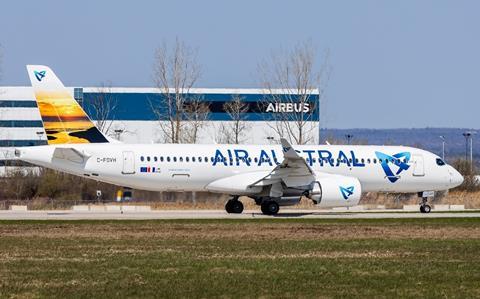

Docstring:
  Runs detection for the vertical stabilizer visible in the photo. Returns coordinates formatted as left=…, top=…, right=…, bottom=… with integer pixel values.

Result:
left=26, top=65, right=108, bottom=144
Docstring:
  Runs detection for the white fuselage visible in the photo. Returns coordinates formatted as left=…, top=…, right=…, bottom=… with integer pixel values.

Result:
left=17, top=143, right=463, bottom=194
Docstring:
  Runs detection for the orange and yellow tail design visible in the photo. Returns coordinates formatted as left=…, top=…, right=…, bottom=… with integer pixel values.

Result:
left=27, top=65, right=108, bottom=144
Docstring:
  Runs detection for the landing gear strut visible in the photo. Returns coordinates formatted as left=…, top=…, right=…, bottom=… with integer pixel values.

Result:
left=225, top=197, right=244, bottom=214
left=261, top=200, right=279, bottom=215
left=420, top=197, right=431, bottom=213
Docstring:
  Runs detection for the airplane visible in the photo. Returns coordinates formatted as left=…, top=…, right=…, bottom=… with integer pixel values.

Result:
left=13, top=65, right=464, bottom=215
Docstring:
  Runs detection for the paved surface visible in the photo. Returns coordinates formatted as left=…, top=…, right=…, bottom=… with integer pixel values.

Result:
left=0, top=209, right=479, bottom=220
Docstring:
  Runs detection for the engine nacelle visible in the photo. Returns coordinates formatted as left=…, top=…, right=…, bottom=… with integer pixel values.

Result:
left=307, top=174, right=362, bottom=208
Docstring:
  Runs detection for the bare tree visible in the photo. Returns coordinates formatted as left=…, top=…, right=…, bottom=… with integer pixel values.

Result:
left=218, top=95, right=250, bottom=144
left=88, top=82, right=118, bottom=136
left=182, top=96, right=210, bottom=143
left=151, top=38, right=201, bottom=143
left=258, top=40, right=331, bottom=145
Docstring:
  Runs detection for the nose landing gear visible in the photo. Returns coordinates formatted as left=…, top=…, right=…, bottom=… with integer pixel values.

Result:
left=420, top=197, right=432, bottom=213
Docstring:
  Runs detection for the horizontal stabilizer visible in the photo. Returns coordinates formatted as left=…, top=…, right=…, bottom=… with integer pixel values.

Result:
left=53, top=147, right=91, bottom=164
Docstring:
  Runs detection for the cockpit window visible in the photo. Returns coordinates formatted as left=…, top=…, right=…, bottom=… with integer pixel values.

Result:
left=436, top=158, right=446, bottom=166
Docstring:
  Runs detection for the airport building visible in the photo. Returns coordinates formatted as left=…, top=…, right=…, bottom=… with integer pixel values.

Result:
left=0, top=86, right=320, bottom=174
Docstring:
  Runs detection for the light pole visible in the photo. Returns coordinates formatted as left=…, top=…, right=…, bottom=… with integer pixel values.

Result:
left=463, top=131, right=476, bottom=172
left=345, top=134, right=353, bottom=145
left=463, top=132, right=471, bottom=161
left=439, top=135, right=445, bottom=161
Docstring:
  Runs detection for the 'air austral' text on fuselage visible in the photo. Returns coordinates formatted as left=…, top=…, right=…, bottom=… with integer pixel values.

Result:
left=212, top=148, right=366, bottom=167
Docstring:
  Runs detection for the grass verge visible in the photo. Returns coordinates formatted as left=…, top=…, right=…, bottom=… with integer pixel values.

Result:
left=0, top=218, right=479, bottom=298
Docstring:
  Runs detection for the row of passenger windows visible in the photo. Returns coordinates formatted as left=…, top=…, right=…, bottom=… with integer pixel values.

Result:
left=140, top=156, right=272, bottom=163
left=140, top=155, right=408, bottom=165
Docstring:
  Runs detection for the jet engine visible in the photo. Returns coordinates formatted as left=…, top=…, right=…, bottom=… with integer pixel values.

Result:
left=307, top=174, right=362, bottom=208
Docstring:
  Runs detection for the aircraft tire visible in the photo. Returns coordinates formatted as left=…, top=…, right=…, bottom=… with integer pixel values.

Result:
left=230, top=200, right=244, bottom=214
left=261, top=201, right=279, bottom=215
left=225, top=200, right=234, bottom=213
left=423, top=204, right=431, bottom=213
left=420, top=205, right=425, bottom=213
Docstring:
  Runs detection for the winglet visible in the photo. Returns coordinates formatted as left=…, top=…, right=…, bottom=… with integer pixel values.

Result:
left=280, top=138, right=301, bottom=159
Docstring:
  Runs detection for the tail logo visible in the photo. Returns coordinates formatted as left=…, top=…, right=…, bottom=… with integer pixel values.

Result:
left=375, top=151, right=411, bottom=183
left=339, top=186, right=354, bottom=200
left=34, top=70, right=46, bottom=82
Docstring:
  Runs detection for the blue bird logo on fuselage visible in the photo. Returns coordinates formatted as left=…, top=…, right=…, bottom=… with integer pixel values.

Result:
left=375, top=151, right=411, bottom=183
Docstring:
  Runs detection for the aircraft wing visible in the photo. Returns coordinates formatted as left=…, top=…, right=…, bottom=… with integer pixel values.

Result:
left=250, top=138, right=315, bottom=188
left=206, top=138, right=315, bottom=194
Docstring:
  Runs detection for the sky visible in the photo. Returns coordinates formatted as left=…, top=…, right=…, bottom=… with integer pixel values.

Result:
left=0, top=0, right=479, bottom=129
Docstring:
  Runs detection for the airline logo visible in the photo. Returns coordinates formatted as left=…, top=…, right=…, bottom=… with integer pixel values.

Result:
left=339, top=186, right=354, bottom=200
left=34, top=70, right=46, bottom=82
left=375, top=151, right=411, bottom=183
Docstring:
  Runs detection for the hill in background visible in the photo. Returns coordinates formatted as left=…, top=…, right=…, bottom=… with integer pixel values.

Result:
left=320, top=128, right=479, bottom=162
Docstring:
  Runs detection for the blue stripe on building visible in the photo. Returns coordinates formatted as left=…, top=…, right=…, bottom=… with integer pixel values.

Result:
left=0, top=100, right=38, bottom=108
left=0, top=120, right=44, bottom=127
left=82, top=92, right=320, bottom=121
left=0, top=140, right=48, bottom=147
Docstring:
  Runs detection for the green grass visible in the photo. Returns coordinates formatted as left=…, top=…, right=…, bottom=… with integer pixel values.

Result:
left=0, top=218, right=479, bottom=298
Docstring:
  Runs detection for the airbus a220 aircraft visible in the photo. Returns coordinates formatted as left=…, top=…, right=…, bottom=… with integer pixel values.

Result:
left=15, top=65, right=464, bottom=215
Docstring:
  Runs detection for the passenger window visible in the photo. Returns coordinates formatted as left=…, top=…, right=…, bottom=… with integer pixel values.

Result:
left=160, top=157, right=164, bottom=162
left=254, top=157, right=258, bottom=163
left=179, top=157, right=183, bottom=162
left=373, top=158, right=377, bottom=164
left=367, top=158, right=371, bottom=164
left=198, top=157, right=202, bottom=162
left=186, top=157, right=190, bottom=162
left=361, top=158, right=365, bottom=163
left=167, top=157, right=171, bottom=162
left=436, top=158, right=446, bottom=166
left=173, top=157, right=177, bottom=162
left=147, top=156, right=151, bottom=162
left=140, top=156, right=144, bottom=162
left=154, top=157, right=158, bottom=162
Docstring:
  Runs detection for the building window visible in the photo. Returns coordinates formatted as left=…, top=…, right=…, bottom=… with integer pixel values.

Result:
left=74, top=88, right=84, bottom=106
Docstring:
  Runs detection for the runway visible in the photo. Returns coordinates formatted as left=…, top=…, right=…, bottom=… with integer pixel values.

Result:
left=0, top=209, right=479, bottom=220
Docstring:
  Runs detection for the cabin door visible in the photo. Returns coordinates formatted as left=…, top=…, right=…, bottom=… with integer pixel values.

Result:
left=412, top=154, right=425, bottom=176
left=122, top=151, right=136, bottom=174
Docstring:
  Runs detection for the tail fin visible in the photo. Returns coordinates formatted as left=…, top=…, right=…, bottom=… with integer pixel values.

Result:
left=26, top=65, right=108, bottom=144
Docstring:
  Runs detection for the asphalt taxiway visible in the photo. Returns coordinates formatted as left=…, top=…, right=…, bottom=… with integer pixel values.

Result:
left=0, top=209, right=479, bottom=220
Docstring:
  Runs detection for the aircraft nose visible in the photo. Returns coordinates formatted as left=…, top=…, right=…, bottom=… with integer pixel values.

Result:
left=450, top=167, right=464, bottom=188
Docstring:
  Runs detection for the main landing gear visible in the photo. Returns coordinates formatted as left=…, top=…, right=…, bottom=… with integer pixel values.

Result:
left=420, top=197, right=432, bottom=213
left=225, top=197, right=244, bottom=214
left=260, top=200, right=279, bottom=216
